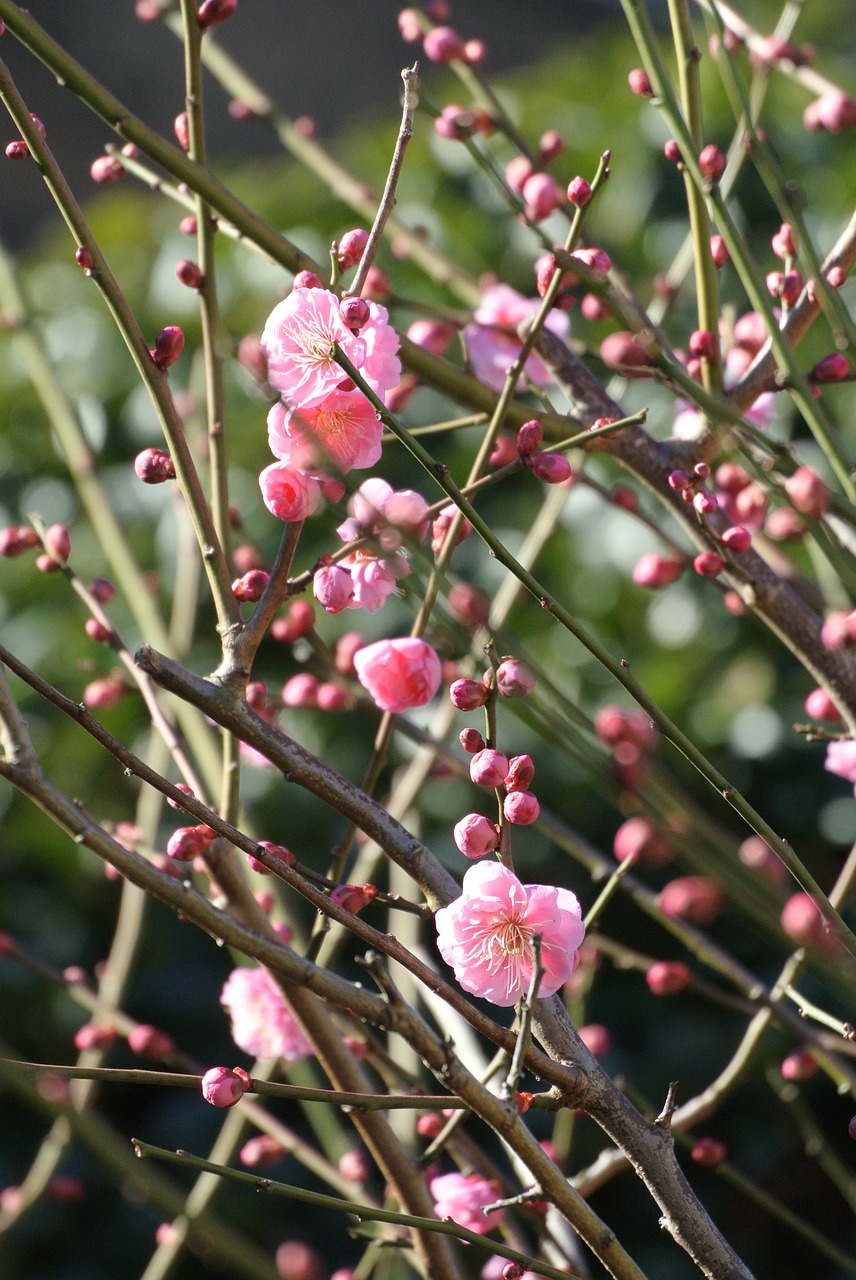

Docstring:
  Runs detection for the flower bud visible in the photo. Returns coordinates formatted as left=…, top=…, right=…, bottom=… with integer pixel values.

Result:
left=198, top=0, right=238, bottom=27
left=698, top=144, right=726, bottom=182
left=516, top=419, right=543, bottom=458
left=232, top=569, right=270, bottom=602
left=521, top=172, right=560, bottom=222
left=339, top=295, right=371, bottom=330
left=128, top=1024, right=175, bottom=1059
left=710, top=235, right=729, bottom=267
left=449, top=677, right=488, bottom=711
left=659, top=875, right=723, bottom=925
left=530, top=451, right=572, bottom=484
left=579, top=1023, right=612, bottom=1056
left=459, top=727, right=485, bottom=754
left=771, top=222, right=797, bottom=259
left=173, top=112, right=190, bottom=150
left=693, top=490, right=718, bottom=515
left=397, top=8, right=422, bottom=41
left=293, top=269, right=323, bottom=290
left=416, top=1112, right=444, bottom=1138
left=689, top=329, right=717, bottom=361
left=503, top=790, right=540, bottom=825
left=566, top=176, right=592, bottom=207
left=90, top=154, right=124, bottom=184
left=827, top=266, right=848, bottom=289
left=338, top=1149, right=371, bottom=1184
left=316, top=682, right=349, bottom=711
left=134, top=447, right=176, bottom=483
left=720, top=525, right=751, bottom=553
left=175, top=259, right=204, bottom=289
left=422, top=25, right=465, bottom=62
left=693, top=551, right=724, bottom=577
left=201, top=1065, right=250, bottom=1107
left=240, top=1135, right=287, bottom=1167
left=282, top=673, right=318, bottom=707
left=691, top=1137, right=726, bottom=1167
left=166, top=824, right=215, bottom=861
left=495, top=658, right=535, bottom=699
left=150, top=325, right=185, bottom=370
left=581, top=292, right=610, bottom=320
left=804, top=687, right=840, bottom=720
left=785, top=466, right=828, bottom=519
left=83, top=676, right=125, bottom=709
left=85, top=618, right=112, bottom=644
left=469, top=748, right=509, bottom=789
left=811, top=352, right=849, bottom=383
left=43, top=523, right=71, bottom=565
left=628, top=67, right=653, bottom=97
left=803, top=90, right=856, bottom=134
left=600, top=330, right=657, bottom=376
left=74, top=1022, right=118, bottom=1051
left=632, top=553, right=683, bottom=588
left=614, top=815, right=670, bottom=866
left=780, top=892, right=836, bottom=951
left=330, top=883, right=376, bottom=914
left=453, top=813, right=500, bottom=858
left=313, top=562, right=354, bottom=614
left=337, top=228, right=369, bottom=269
left=431, top=506, right=472, bottom=556
left=5, top=140, right=29, bottom=159
left=781, top=1048, right=818, bottom=1081
left=538, top=129, right=564, bottom=162
left=663, top=139, right=682, bottom=163
left=646, top=960, right=692, bottom=995
left=505, top=155, right=533, bottom=195
left=505, top=754, right=535, bottom=792
left=447, top=582, right=490, bottom=629
left=0, top=526, right=39, bottom=557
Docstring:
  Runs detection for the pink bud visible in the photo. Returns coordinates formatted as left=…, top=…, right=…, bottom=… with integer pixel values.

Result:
left=416, top=1111, right=444, bottom=1138
left=646, top=961, right=692, bottom=996
left=422, top=25, right=465, bottom=62
left=447, top=582, right=490, bottom=629
left=449, top=678, right=488, bottom=711
left=282, top=673, right=318, bottom=707
left=659, top=875, right=724, bottom=925
left=538, top=129, right=564, bottom=162
left=463, top=38, right=487, bottom=66
left=175, top=259, right=204, bottom=289
left=804, top=687, right=841, bottom=720
left=85, top=618, right=112, bottom=644
left=240, top=1135, right=287, bottom=1167
left=803, top=90, right=856, bottom=134
left=247, top=841, right=296, bottom=876
left=781, top=1048, right=818, bottom=1081
left=691, top=1137, right=726, bottom=1167
left=469, top=748, right=509, bottom=788
left=334, top=632, right=364, bottom=676
left=89, top=578, right=115, bottom=603
left=5, top=139, right=29, bottom=159
left=600, top=330, right=657, bottom=376
left=330, top=883, right=377, bottom=914
left=167, top=824, right=215, bottom=861
left=43, top=523, right=71, bottom=565
left=522, top=171, right=560, bottom=222
left=134, top=447, right=176, bottom=483
left=173, top=112, right=190, bottom=151
left=397, top=8, right=422, bottom=41
left=689, top=329, right=717, bottom=361
left=668, top=469, right=691, bottom=491
left=720, top=525, right=751, bottom=553
left=337, top=228, right=369, bottom=269
left=335, top=1149, right=370, bottom=1185
left=581, top=293, right=610, bottom=321
left=530, top=451, right=572, bottom=484
left=275, top=1241, right=324, bottom=1280
left=82, top=676, right=125, bottom=709
left=313, top=563, right=354, bottom=614
left=453, top=813, right=500, bottom=858
left=693, top=490, right=718, bottom=515
left=232, top=569, right=270, bottom=602
left=151, top=325, right=185, bottom=370
left=74, top=1022, right=118, bottom=1051
left=495, top=658, right=535, bottom=699
left=489, top=435, right=519, bottom=468
left=785, top=466, right=828, bottom=519
left=698, top=144, right=726, bottom=182
left=631, top=553, right=684, bottom=588
left=459, top=728, right=486, bottom=754
left=316, top=681, right=349, bottom=711
left=505, top=155, right=534, bottom=195
left=663, top=139, right=682, bottom=164
left=628, top=67, right=653, bottom=97
left=781, top=892, right=836, bottom=951
left=431, top=506, right=472, bottom=556
left=293, top=270, right=323, bottom=290
left=693, top=551, right=724, bottom=577
left=407, top=318, right=455, bottom=356
left=710, top=235, right=729, bottom=267
left=0, top=526, right=39, bottom=557
left=128, top=1024, right=175, bottom=1059
left=516, top=419, right=543, bottom=458
left=827, top=266, right=848, bottom=289
left=771, top=222, right=797, bottom=259
left=201, top=1065, right=251, bottom=1107
left=613, top=815, right=671, bottom=866
left=572, top=247, right=612, bottom=277
left=566, top=176, right=592, bottom=207
left=197, top=0, right=237, bottom=27
left=505, top=754, right=535, bottom=792
left=90, top=154, right=124, bottom=184
left=339, top=296, right=371, bottom=330
left=579, top=1023, right=612, bottom=1056
left=811, top=352, right=849, bottom=383
left=503, top=790, right=540, bottom=825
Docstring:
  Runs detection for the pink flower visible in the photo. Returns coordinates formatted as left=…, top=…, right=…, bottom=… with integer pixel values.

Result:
left=201, top=1065, right=251, bottom=1108
left=435, top=860, right=585, bottom=1006
left=353, top=637, right=442, bottom=712
left=464, top=284, right=569, bottom=392
left=259, top=461, right=322, bottom=523
left=261, top=288, right=367, bottom=409
left=359, top=301, right=402, bottom=401
left=220, top=966, right=313, bottom=1062
left=268, top=393, right=382, bottom=474
left=429, top=1172, right=504, bottom=1234
left=825, top=739, right=856, bottom=786
left=343, top=551, right=407, bottom=612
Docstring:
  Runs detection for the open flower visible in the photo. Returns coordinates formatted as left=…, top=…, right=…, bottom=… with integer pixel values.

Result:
left=221, top=966, right=313, bottom=1062
left=430, top=1172, right=504, bottom=1235
left=436, top=861, right=585, bottom=1006
left=267, top=392, right=383, bottom=474
left=261, top=287, right=367, bottom=409
left=353, top=637, right=441, bottom=712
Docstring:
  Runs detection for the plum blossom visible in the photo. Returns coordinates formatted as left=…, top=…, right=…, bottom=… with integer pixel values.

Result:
left=261, top=287, right=367, bottom=409
left=825, top=739, right=856, bottom=789
left=267, top=393, right=383, bottom=474
left=221, top=966, right=313, bottom=1062
left=259, top=461, right=322, bottom=523
left=464, top=284, right=569, bottom=392
left=429, top=1172, right=504, bottom=1234
left=435, top=860, right=585, bottom=1006
left=353, top=637, right=442, bottom=712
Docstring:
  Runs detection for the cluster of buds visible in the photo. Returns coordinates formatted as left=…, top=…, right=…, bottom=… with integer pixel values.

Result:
left=514, top=418, right=572, bottom=484
left=398, top=12, right=485, bottom=68
left=281, top=671, right=350, bottom=711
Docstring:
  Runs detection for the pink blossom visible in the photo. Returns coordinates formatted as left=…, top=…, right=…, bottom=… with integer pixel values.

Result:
left=261, top=288, right=367, bottom=410
left=313, top=562, right=355, bottom=613
left=429, top=1171, right=504, bottom=1234
left=201, top=1065, right=251, bottom=1108
left=343, top=551, right=406, bottom=612
left=220, top=966, right=313, bottom=1062
left=464, top=284, right=569, bottom=392
left=353, top=637, right=442, bottom=712
left=259, top=461, right=322, bottom=522
left=453, top=813, right=500, bottom=858
left=825, top=739, right=856, bottom=786
left=435, top=860, right=585, bottom=1006
left=359, top=301, right=402, bottom=401
left=268, top=393, right=382, bottom=474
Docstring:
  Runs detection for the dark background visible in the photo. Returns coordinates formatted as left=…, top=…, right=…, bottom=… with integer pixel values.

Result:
left=0, top=0, right=622, bottom=249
